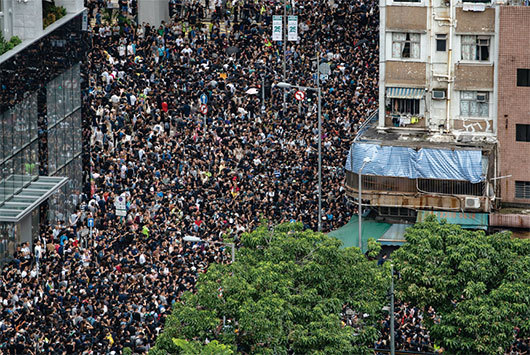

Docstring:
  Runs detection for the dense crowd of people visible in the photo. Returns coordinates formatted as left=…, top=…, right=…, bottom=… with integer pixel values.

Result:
left=0, top=0, right=526, bottom=354
left=0, top=0, right=378, bottom=353
left=376, top=302, right=436, bottom=353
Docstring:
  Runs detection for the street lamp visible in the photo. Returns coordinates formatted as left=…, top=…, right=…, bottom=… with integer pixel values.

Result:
left=276, top=81, right=323, bottom=232
left=182, top=236, right=235, bottom=263
left=358, top=157, right=371, bottom=251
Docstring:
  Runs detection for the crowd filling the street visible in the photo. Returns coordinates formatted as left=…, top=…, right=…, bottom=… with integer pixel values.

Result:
left=0, top=0, right=528, bottom=354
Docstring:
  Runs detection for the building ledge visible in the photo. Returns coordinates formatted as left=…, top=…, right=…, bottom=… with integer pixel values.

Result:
left=0, top=8, right=85, bottom=66
left=490, top=213, right=530, bottom=229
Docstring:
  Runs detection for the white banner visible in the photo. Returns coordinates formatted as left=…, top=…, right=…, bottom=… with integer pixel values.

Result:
left=272, top=15, right=283, bottom=41
left=288, top=16, right=298, bottom=41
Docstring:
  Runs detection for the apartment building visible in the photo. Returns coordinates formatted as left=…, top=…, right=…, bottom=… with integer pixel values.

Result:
left=491, top=5, right=530, bottom=231
left=345, top=0, right=530, bottom=236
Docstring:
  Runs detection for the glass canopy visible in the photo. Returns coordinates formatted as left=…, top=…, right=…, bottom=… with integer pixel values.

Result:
left=0, top=176, right=68, bottom=222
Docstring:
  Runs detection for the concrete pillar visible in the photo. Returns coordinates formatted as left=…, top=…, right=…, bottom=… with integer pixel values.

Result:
left=19, top=214, right=32, bottom=247
left=12, top=0, right=43, bottom=40
left=138, top=0, right=169, bottom=27
left=54, top=0, right=84, bottom=13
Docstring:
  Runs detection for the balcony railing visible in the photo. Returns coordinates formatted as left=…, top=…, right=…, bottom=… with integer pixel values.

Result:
left=345, top=171, right=485, bottom=197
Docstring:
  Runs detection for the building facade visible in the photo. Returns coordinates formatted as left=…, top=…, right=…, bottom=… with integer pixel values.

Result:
left=0, top=8, right=87, bottom=263
left=345, top=0, right=530, bottom=236
left=379, top=0, right=498, bottom=137
left=344, top=0, right=507, bottom=237
left=497, top=6, right=530, bottom=208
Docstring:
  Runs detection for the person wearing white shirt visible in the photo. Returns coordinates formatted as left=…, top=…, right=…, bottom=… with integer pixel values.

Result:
left=118, top=44, right=126, bottom=57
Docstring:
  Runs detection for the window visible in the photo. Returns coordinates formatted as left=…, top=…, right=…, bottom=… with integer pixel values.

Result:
left=515, top=181, right=530, bottom=199
left=392, top=33, right=420, bottom=59
left=517, top=69, right=530, bottom=87
left=391, top=98, right=420, bottom=115
left=436, top=34, right=447, bottom=52
left=461, top=35, right=490, bottom=61
left=460, top=91, right=489, bottom=117
left=516, top=124, right=530, bottom=142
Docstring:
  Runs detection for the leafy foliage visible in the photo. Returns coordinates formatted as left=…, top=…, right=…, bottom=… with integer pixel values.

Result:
left=170, top=339, right=234, bottom=355
left=393, top=215, right=530, bottom=354
left=366, top=238, right=382, bottom=259
left=43, top=2, right=67, bottom=29
left=151, top=223, right=390, bottom=354
left=0, top=34, right=22, bottom=56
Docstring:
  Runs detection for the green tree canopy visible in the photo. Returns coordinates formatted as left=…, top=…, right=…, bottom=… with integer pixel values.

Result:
left=393, top=216, right=530, bottom=354
left=151, top=222, right=390, bottom=354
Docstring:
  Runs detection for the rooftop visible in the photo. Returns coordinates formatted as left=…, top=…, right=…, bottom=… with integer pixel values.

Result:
left=356, top=110, right=497, bottom=151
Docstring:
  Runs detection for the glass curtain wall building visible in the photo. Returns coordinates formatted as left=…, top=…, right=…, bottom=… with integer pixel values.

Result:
left=0, top=12, right=87, bottom=263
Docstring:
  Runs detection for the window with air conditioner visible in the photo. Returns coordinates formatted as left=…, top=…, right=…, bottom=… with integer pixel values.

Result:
left=465, top=197, right=481, bottom=209
left=392, top=32, right=421, bottom=59
left=432, top=90, right=446, bottom=100
left=460, top=91, right=489, bottom=117
left=461, top=35, right=490, bottom=61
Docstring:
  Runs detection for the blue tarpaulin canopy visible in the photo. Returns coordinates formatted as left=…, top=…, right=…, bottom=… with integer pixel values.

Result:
left=345, top=143, right=485, bottom=183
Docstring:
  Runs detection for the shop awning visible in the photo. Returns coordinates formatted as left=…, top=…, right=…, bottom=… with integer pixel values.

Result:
left=416, top=210, right=489, bottom=230
left=328, top=215, right=391, bottom=253
left=386, top=87, right=425, bottom=99
left=377, top=224, right=410, bottom=246
left=0, top=176, right=68, bottom=223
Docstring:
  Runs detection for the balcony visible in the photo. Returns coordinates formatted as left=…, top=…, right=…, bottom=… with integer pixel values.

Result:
left=385, top=112, right=426, bottom=129
left=345, top=170, right=489, bottom=212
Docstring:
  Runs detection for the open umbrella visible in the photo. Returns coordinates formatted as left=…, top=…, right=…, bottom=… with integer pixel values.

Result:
left=226, top=46, right=240, bottom=55
left=245, top=88, right=259, bottom=95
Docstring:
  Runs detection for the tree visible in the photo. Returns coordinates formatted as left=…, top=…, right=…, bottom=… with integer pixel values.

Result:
left=393, top=215, right=530, bottom=354
left=151, top=222, right=390, bottom=354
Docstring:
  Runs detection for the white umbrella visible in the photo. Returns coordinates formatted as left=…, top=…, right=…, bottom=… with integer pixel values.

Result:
left=246, top=88, right=259, bottom=95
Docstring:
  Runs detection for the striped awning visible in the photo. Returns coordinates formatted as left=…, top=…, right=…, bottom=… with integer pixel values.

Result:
left=386, top=87, right=425, bottom=99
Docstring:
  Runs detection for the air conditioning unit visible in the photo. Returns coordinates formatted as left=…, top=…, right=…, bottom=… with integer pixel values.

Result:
left=464, top=197, right=481, bottom=209
left=432, top=90, right=446, bottom=100
left=476, top=93, right=488, bottom=102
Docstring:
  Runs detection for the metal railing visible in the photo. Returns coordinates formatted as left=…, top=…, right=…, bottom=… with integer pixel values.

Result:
left=354, top=109, right=378, bottom=142
left=345, top=171, right=485, bottom=197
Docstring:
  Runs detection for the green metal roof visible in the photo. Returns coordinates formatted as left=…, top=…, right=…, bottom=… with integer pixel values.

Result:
left=378, top=224, right=410, bottom=246
left=328, top=215, right=391, bottom=253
